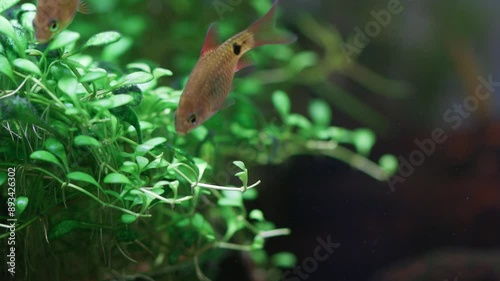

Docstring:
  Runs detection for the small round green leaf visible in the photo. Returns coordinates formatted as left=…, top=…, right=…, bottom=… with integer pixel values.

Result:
left=249, top=209, right=265, bottom=221
left=242, top=188, right=258, bottom=200
left=224, top=216, right=246, bottom=240
left=83, top=31, right=122, bottom=49
left=0, top=15, right=16, bottom=39
left=47, top=31, right=80, bottom=51
left=352, top=128, right=376, bottom=156
left=104, top=190, right=122, bottom=200
left=134, top=137, right=167, bottom=156
left=74, top=135, right=101, bottom=147
left=272, top=90, right=291, bottom=117
left=153, top=67, right=173, bottom=78
left=121, top=214, right=137, bottom=224
left=92, top=94, right=134, bottom=109
left=30, top=150, right=63, bottom=169
left=233, top=161, right=246, bottom=171
left=195, top=159, right=208, bottom=180
left=250, top=250, right=269, bottom=265
left=107, top=94, right=134, bottom=108
left=251, top=236, right=265, bottom=250
left=79, top=71, right=106, bottom=83
left=58, top=77, right=78, bottom=96
left=15, top=196, right=29, bottom=218
left=0, top=55, right=14, bottom=81
left=127, top=62, right=151, bottom=73
left=324, top=126, right=351, bottom=142
left=218, top=191, right=243, bottom=207
left=135, top=156, right=149, bottom=172
left=144, top=158, right=169, bottom=171
left=13, top=58, right=41, bottom=76
left=120, top=161, right=138, bottom=174
left=121, top=71, right=154, bottom=85
left=309, top=99, right=331, bottom=127
left=168, top=180, right=179, bottom=192
left=271, top=252, right=297, bottom=268
left=233, top=161, right=248, bottom=188
left=287, top=114, right=312, bottom=129
left=0, top=15, right=23, bottom=53
left=102, top=36, right=133, bottom=61
left=103, top=173, right=132, bottom=185
left=67, top=172, right=100, bottom=188
left=190, top=213, right=215, bottom=237
left=379, top=154, right=398, bottom=176
left=19, top=4, right=36, bottom=32
left=0, top=0, right=21, bottom=14
left=64, top=107, right=80, bottom=115
left=44, top=138, right=67, bottom=168
left=290, top=51, right=318, bottom=73
left=48, top=220, right=81, bottom=240
left=255, top=221, right=276, bottom=232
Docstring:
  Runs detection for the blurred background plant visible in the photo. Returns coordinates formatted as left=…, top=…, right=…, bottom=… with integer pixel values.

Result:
left=3, top=0, right=497, bottom=280
left=0, top=0, right=402, bottom=280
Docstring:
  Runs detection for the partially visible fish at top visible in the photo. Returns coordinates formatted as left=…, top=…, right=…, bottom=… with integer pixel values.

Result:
left=175, top=0, right=297, bottom=135
left=33, top=0, right=90, bottom=44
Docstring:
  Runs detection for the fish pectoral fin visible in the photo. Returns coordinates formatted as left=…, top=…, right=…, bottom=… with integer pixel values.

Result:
left=77, top=0, right=92, bottom=14
left=218, top=98, right=235, bottom=111
left=201, top=23, right=220, bottom=56
left=235, top=55, right=254, bottom=72
left=212, top=98, right=235, bottom=113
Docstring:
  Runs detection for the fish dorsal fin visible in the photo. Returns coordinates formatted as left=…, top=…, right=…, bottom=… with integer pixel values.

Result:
left=235, top=55, right=254, bottom=72
left=247, top=0, right=297, bottom=47
left=77, top=0, right=92, bottom=14
left=201, top=23, right=220, bottom=56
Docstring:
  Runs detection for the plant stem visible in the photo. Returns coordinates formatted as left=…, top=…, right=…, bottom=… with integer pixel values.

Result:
left=67, top=64, right=93, bottom=96
left=307, top=140, right=389, bottom=181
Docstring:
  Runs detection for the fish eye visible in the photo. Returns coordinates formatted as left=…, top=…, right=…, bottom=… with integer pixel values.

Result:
left=48, top=19, right=59, bottom=32
left=187, top=113, right=197, bottom=125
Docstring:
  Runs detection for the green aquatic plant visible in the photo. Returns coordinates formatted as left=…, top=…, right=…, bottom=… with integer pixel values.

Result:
left=0, top=1, right=397, bottom=280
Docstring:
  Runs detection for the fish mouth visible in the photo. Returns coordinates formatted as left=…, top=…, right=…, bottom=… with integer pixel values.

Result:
left=35, top=36, right=49, bottom=44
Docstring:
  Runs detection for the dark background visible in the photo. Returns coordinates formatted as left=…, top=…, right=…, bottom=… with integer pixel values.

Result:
left=220, top=0, right=500, bottom=280
left=12, top=0, right=500, bottom=280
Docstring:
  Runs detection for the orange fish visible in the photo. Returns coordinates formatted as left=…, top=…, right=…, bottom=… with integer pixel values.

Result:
left=175, top=0, right=296, bottom=135
left=33, top=0, right=90, bottom=44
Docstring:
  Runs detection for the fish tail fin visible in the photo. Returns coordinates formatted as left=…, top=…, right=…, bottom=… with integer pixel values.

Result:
left=247, top=0, right=297, bottom=48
